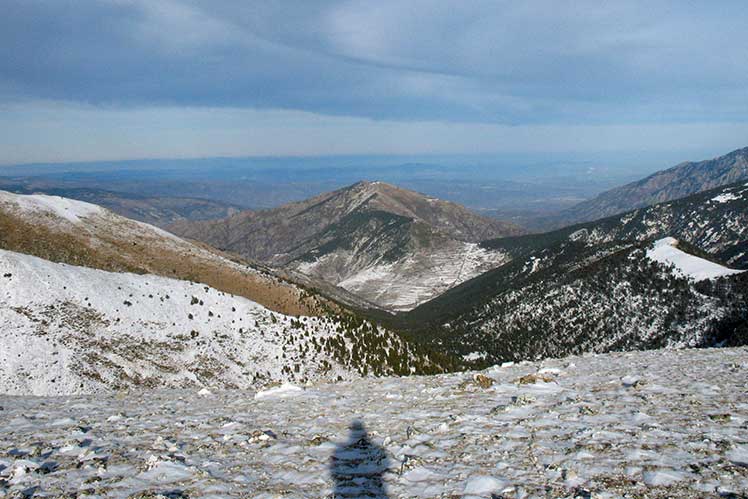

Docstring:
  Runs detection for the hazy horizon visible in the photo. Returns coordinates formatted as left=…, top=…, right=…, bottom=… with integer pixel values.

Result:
left=2, top=1, right=748, bottom=165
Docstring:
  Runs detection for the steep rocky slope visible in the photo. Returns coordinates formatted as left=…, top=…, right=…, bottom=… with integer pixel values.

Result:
left=390, top=182, right=748, bottom=366
left=170, top=181, right=522, bottom=310
left=0, top=249, right=450, bottom=396
left=553, top=146, right=748, bottom=227
left=1, top=347, right=747, bottom=498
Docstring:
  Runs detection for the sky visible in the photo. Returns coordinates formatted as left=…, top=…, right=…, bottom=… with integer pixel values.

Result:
left=1, top=1, right=747, bottom=165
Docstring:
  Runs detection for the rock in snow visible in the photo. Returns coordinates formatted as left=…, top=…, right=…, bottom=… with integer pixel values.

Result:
left=463, top=475, right=509, bottom=495
left=0, top=347, right=746, bottom=498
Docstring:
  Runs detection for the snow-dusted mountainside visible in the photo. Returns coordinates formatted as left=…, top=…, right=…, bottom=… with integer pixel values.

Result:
left=0, top=190, right=332, bottom=316
left=294, top=228, right=509, bottom=311
left=481, top=180, right=748, bottom=269
left=403, top=240, right=747, bottom=367
left=390, top=183, right=748, bottom=367
left=1, top=347, right=747, bottom=498
left=170, top=181, right=521, bottom=310
left=0, top=249, right=446, bottom=396
left=551, top=145, right=748, bottom=227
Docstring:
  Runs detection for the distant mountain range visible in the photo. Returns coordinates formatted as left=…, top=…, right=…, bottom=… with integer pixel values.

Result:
left=170, top=181, right=523, bottom=310
left=547, top=146, right=748, bottom=228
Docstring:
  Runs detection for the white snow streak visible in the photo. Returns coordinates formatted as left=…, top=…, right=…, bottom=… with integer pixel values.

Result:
left=647, top=237, right=744, bottom=281
left=0, top=190, right=103, bottom=223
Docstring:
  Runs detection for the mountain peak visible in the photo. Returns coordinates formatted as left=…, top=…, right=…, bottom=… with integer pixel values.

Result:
left=169, top=181, right=524, bottom=309
left=337, top=180, right=502, bottom=232
left=346, top=180, right=406, bottom=196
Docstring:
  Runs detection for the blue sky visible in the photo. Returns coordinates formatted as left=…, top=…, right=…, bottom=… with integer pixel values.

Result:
left=1, top=1, right=747, bottom=164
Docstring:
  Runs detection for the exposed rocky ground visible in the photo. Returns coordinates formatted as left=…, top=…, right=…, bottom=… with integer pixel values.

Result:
left=1, top=347, right=747, bottom=498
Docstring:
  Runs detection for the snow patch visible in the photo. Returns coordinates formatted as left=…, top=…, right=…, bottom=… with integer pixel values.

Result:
left=642, top=469, right=685, bottom=486
left=727, top=445, right=748, bottom=467
left=646, top=237, right=744, bottom=281
left=0, top=190, right=103, bottom=223
left=462, top=351, right=487, bottom=362
left=711, top=192, right=740, bottom=203
left=254, top=383, right=304, bottom=400
left=463, top=475, right=509, bottom=495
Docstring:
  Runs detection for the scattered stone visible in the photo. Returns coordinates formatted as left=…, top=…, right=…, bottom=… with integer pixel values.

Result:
left=307, top=435, right=328, bottom=446
left=473, top=373, right=494, bottom=388
left=578, top=406, right=598, bottom=416
left=510, top=394, right=536, bottom=407
left=708, top=413, right=731, bottom=422
left=127, top=491, right=189, bottom=499
left=516, top=373, right=554, bottom=384
left=248, top=430, right=277, bottom=445
left=621, top=375, right=643, bottom=388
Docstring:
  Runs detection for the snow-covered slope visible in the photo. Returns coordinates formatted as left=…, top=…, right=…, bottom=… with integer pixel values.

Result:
left=647, top=237, right=744, bottom=281
left=1, top=347, right=746, bottom=498
left=395, top=181, right=748, bottom=367
left=484, top=180, right=748, bottom=270
left=0, top=191, right=104, bottom=223
left=297, top=240, right=508, bottom=311
left=0, top=189, right=334, bottom=316
left=0, top=249, right=441, bottom=396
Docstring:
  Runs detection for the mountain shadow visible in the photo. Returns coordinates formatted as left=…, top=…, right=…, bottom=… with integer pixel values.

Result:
left=330, top=420, right=390, bottom=498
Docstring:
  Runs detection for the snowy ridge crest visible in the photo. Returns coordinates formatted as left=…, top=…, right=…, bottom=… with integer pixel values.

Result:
left=0, top=190, right=103, bottom=223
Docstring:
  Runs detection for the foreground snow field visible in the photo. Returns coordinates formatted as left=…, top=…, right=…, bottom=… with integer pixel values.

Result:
left=1, top=347, right=747, bottom=498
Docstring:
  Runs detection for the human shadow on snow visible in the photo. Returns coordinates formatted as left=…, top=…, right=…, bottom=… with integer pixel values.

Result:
left=330, top=420, right=390, bottom=499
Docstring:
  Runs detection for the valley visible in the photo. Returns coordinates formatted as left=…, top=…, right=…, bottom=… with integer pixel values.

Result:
left=1, top=147, right=747, bottom=498
left=4, top=5, right=748, bottom=497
